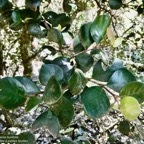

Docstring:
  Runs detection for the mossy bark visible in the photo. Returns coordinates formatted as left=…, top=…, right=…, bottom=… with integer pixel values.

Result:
left=19, top=25, right=32, bottom=78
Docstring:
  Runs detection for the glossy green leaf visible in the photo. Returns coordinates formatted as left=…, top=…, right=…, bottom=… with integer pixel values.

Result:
left=48, top=28, right=64, bottom=46
left=81, top=86, right=110, bottom=118
left=0, top=77, right=26, bottom=110
left=76, top=52, right=94, bottom=72
left=93, top=59, right=123, bottom=82
left=109, top=0, right=122, bottom=10
left=118, top=120, right=131, bottom=136
left=11, top=10, right=21, bottom=23
left=73, top=36, right=85, bottom=53
left=120, top=81, right=144, bottom=103
left=19, top=131, right=35, bottom=144
left=44, top=56, right=74, bottom=83
left=28, top=23, right=47, bottom=38
left=39, top=64, right=64, bottom=85
left=50, top=97, right=74, bottom=128
left=43, top=76, right=62, bottom=105
left=15, top=76, right=40, bottom=96
left=68, top=69, right=87, bottom=95
left=0, top=0, right=12, bottom=12
left=25, top=96, right=42, bottom=112
left=107, top=68, right=136, bottom=92
left=79, top=22, right=94, bottom=49
left=32, top=110, right=60, bottom=137
left=19, top=8, right=40, bottom=20
left=90, top=14, right=111, bottom=44
left=120, top=96, right=141, bottom=121
left=25, top=0, right=41, bottom=11
left=43, top=11, right=71, bottom=29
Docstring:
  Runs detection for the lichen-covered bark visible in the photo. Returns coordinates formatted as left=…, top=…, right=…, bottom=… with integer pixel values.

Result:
left=19, top=25, right=32, bottom=78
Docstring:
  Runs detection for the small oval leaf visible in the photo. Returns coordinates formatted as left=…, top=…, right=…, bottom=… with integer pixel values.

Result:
left=39, top=64, right=64, bottom=85
left=0, top=77, right=26, bottom=110
left=43, top=76, right=62, bottom=105
left=68, top=69, right=87, bottom=95
left=32, top=110, right=60, bottom=137
left=120, top=96, right=141, bottom=121
left=25, top=96, right=42, bottom=112
left=15, top=76, right=40, bottom=96
left=76, top=52, right=94, bottom=72
left=81, top=86, right=110, bottom=118
left=90, top=14, right=111, bottom=44
left=50, top=97, right=74, bottom=128
left=107, top=68, right=136, bottom=92
left=79, top=22, right=94, bottom=49
left=120, top=81, right=144, bottom=103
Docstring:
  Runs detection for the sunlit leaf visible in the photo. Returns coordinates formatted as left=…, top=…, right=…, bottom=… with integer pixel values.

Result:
left=120, top=81, right=144, bottom=103
left=120, top=96, right=141, bottom=121
left=90, top=14, right=111, bottom=44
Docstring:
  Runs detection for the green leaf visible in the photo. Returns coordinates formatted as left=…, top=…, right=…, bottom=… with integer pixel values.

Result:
left=25, top=96, right=42, bottom=112
left=109, top=0, right=122, bottom=10
left=28, top=23, right=47, bottom=38
left=120, top=81, right=144, bottom=103
left=44, top=56, right=74, bottom=83
left=118, top=120, right=131, bottom=136
left=19, top=8, right=40, bottom=21
left=61, top=137, right=74, bottom=144
left=92, top=59, right=123, bottom=82
left=19, top=132, right=35, bottom=144
left=120, top=96, right=141, bottom=121
left=9, top=21, right=23, bottom=31
left=11, top=10, right=21, bottom=23
left=76, top=52, right=94, bottom=72
left=15, top=76, right=40, bottom=96
left=68, top=69, right=88, bottom=95
left=48, top=28, right=64, bottom=46
left=41, top=46, right=57, bottom=55
left=50, top=97, right=74, bottom=128
left=39, top=64, right=64, bottom=85
left=25, top=0, right=41, bottom=11
left=107, top=68, right=136, bottom=92
left=81, top=86, right=110, bottom=118
left=32, top=110, right=60, bottom=137
left=0, top=0, right=12, bottom=12
left=43, top=76, right=62, bottom=105
left=73, top=36, right=85, bottom=54
left=79, top=22, right=94, bottom=49
left=0, top=77, right=26, bottom=110
left=43, top=11, right=71, bottom=30
left=90, top=14, right=111, bottom=44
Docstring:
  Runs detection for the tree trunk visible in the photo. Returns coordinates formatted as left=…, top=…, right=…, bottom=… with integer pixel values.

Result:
left=0, top=45, right=4, bottom=76
left=19, top=25, right=32, bottom=78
